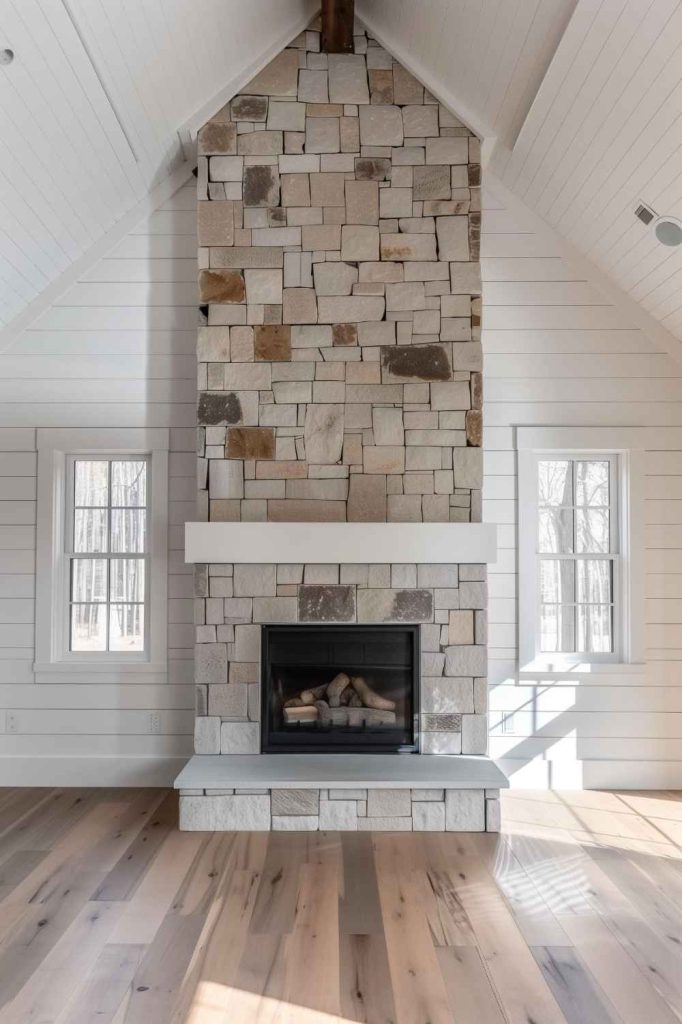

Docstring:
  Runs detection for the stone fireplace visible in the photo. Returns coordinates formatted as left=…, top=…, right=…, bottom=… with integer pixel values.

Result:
left=177, top=18, right=506, bottom=831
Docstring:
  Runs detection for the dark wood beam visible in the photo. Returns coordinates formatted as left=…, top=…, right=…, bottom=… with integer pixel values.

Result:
left=321, top=0, right=355, bottom=53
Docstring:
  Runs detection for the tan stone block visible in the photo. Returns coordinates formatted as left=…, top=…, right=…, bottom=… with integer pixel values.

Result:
left=226, top=427, right=275, bottom=460
left=402, top=104, right=439, bottom=138
left=387, top=493, right=422, bottom=521
left=199, top=269, right=245, bottom=304
left=426, top=137, right=469, bottom=165
left=328, top=54, right=369, bottom=104
left=393, top=64, right=424, bottom=104
left=244, top=269, right=282, bottom=305
left=358, top=105, right=404, bottom=146
left=413, top=165, right=451, bottom=201
left=364, top=446, right=405, bottom=474
left=340, top=116, right=359, bottom=152
left=238, top=131, right=283, bottom=156
left=281, top=173, right=310, bottom=207
left=254, top=325, right=291, bottom=361
left=341, top=225, right=380, bottom=261
left=314, top=262, right=358, bottom=296
left=256, top=461, right=307, bottom=479
left=305, top=117, right=340, bottom=153
left=345, top=180, right=379, bottom=225
left=283, top=288, right=318, bottom=324
left=380, top=233, right=437, bottom=261
left=245, top=48, right=299, bottom=97
left=348, top=474, right=387, bottom=521
left=267, top=101, right=305, bottom=132
left=230, top=326, right=254, bottom=362
left=358, top=262, right=404, bottom=283
left=318, top=295, right=385, bottom=323
left=449, top=610, right=474, bottom=645
left=301, top=224, right=342, bottom=251
left=267, top=499, right=346, bottom=521
left=298, top=69, right=329, bottom=103
left=198, top=326, right=230, bottom=362
left=436, top=216, right=469, bottom=261
left=342, top=434, right=363, bottom=465
left=380, top=187, right=413, bottom=218
left=309, top=172, right=346, bottom=206
left=198, top=201, right=234, bottom=246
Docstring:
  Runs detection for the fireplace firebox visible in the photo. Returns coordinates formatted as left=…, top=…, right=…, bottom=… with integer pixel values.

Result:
left=260, top=625, right=419, bottom=754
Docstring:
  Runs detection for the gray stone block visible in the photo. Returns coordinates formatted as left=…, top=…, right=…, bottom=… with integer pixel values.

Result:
left=417, top=564, right=458, bottom=588
left=220, top=721, right=260, bottom=754
left=272, top=815, right=319, bottom=831
left=367, top=789, right=411, bottom=817
left=358, top=816, right=412, bottom=831
left=421, top=676, right=474, bottom=713
left=412, top=801, right=446, bottom=831
left=208, top=683, right=248, bottom=718
left=421, top=731, right=462, bottom=754
left=411, top=789, right=445, bottom=801
left=179, top=794, right=270, bottom=831
left=445, top=790, right=485, bottom=831
left=462, top=713, right=488, bottom=754
left=194, top=716, right=221, bottom=754
left=319, top=799, right=358, bottom=830
left=271, top=789, right=320, bottom=815
left=444, top=645, right=486, bottom=677
left=356, top=588, right=433, bottom=623
left=195, top=643, right=227, bottom=687
left=234, top=564, right=277, bottom=597
left=486, top=798, right=501, bottom=833
left=298, top=585, right=355, bottom=622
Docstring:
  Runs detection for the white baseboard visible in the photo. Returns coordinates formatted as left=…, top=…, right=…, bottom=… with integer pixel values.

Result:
left=497, top=758, right=682, bottom=790
left=0, top=756, right=188, bottom=787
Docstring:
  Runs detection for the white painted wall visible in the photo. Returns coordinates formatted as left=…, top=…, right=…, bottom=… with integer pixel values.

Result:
left=2, top=171, right=681, bottom=789
left=483, top=183, right=682, bottom=789
left=0, top=177, right=197, bottom=785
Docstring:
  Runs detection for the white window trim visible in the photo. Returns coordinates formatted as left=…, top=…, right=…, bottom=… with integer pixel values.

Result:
left=35, top=428, right=169, bottom=674
left=516, top=426, right=646, bottom=673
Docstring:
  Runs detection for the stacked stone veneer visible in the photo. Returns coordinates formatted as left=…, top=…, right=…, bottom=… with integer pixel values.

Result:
left=189, top=21, right=493, bottom=831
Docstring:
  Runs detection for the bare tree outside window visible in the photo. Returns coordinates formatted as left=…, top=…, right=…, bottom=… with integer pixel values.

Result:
left=69, top=458, right=148, bottom=653
left=537, top=457, right=616, bottom=656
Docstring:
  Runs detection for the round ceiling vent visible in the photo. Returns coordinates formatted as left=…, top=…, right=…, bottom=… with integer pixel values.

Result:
left=655, top=219, right=682, bottom=247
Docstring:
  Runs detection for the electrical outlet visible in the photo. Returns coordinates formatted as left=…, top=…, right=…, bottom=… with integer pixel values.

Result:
left=6, top=713, right=18, bottom=734
left=149, top=712, right=161, bottom=734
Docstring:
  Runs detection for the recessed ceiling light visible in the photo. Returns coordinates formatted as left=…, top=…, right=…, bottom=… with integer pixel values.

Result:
left=655, top=219, right=682, bottom=247
left=0, top=49, right=14, bottom=66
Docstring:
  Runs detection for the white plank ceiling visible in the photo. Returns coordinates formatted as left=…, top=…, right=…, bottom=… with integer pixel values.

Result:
left=1, top=0, right=681, bottom=342
left=0, top=0, right=316, bottom=328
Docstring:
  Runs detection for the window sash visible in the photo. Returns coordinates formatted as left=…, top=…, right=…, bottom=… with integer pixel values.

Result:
left=64, top=455, right=151, bottom=659
left=534, top=454, right=620, bottom=663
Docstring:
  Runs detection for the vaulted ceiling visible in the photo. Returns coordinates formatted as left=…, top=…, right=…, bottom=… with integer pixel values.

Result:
left=1, top=0, right=681, bottom=345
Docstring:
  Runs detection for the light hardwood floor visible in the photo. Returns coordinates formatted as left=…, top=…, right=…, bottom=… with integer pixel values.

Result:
left=0, top=788, right=681, bottom=1023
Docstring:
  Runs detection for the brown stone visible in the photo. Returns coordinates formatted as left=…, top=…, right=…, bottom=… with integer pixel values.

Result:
left=369, top=68, right=394, bottom=104
left=198, top=123, right=236, bottom=155
left=231, top=95, right=268, bottom=121
left=382, top=343, right=452, bottom=382
left=243, top=165, right=280, bottom=207
left=471, top=371, right=482, bottom=410
left=245, top=48, right=299, bottom=97
left=468, top=163, right=481, bottom=187
left=466, top=410, right=482, bottom=447
left=254, top=325, right=291, bottom=361
left=393, top=65, right=424, bottom=105
left=354, top=157, right=391, bottom=181
left=226, top=427, right=275, bottom=460
left=298, top=586, right=355, bottom=622
left=333, top=324, right=357, bottom=347
left=199, top=270, right=245, bottom=304
left=198, top=392, right=243, bottom=426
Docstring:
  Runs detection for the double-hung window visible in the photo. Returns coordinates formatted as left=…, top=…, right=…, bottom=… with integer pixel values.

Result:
left=536, top=456, right=618, bottom=660
left=67, top=456, right=149, bottom=654
left=35, top=429, right=168, bottom=674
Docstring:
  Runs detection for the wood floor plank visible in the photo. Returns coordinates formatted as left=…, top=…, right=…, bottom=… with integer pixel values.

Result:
left=56, top=943, right=145, bottom=1024
left=374, top=836, right=453, bottom=1024
left=340, top=932, right=398, bottom=1024
left=282, top=861, right=341, bottom=1020
left=249, top=832, right=306, bottom=936
left=93, top=791, right=176, bottom=901
left=339, top=831, right=383, bottom=936
left=436, top=947, right=507, bottom=1024
left=531, top=946, right=622, bottom=1024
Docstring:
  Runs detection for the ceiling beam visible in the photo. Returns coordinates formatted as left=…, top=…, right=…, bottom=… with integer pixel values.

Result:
left=321, top=0, right=354, bottom=53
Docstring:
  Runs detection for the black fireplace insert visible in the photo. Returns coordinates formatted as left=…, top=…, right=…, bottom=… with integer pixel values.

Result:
left=260, top=624, right=419, bottom=753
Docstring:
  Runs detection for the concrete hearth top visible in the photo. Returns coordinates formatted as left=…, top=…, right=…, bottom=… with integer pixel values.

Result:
left=175, top=754, right=508, bottom=791
left=185, top=522, right=497, bottom=565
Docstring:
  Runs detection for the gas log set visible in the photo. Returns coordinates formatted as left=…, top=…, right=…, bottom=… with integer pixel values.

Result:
left=281, top=671, right=397, bottom=727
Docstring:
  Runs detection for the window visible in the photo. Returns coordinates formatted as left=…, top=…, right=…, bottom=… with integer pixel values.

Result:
left=537, top=456, right=618, bottom=658
left=517, top=427, right=647, bottom=671
left=67, top=457, right=149, bottom=654
left=35, top=429, right=168, bottom=675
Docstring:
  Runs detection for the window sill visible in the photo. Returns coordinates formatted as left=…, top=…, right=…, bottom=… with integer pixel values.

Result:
left=518, top=659, right=645, bottom=680
left=33, top=661, right=168, bottom=675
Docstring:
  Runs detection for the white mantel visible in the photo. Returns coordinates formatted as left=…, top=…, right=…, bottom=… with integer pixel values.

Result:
left=185, top=521, right=497, bottom=565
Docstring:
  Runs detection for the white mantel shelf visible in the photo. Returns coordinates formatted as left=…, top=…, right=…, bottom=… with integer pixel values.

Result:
left=185, top=521, right=497, bottom=565
left=175, top=754, right=508, bottom=791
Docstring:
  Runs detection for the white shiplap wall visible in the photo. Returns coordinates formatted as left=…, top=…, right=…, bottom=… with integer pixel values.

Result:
left=483, top=182, right=682, bottom=788
left=0, top=177, right=197, bottom=784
